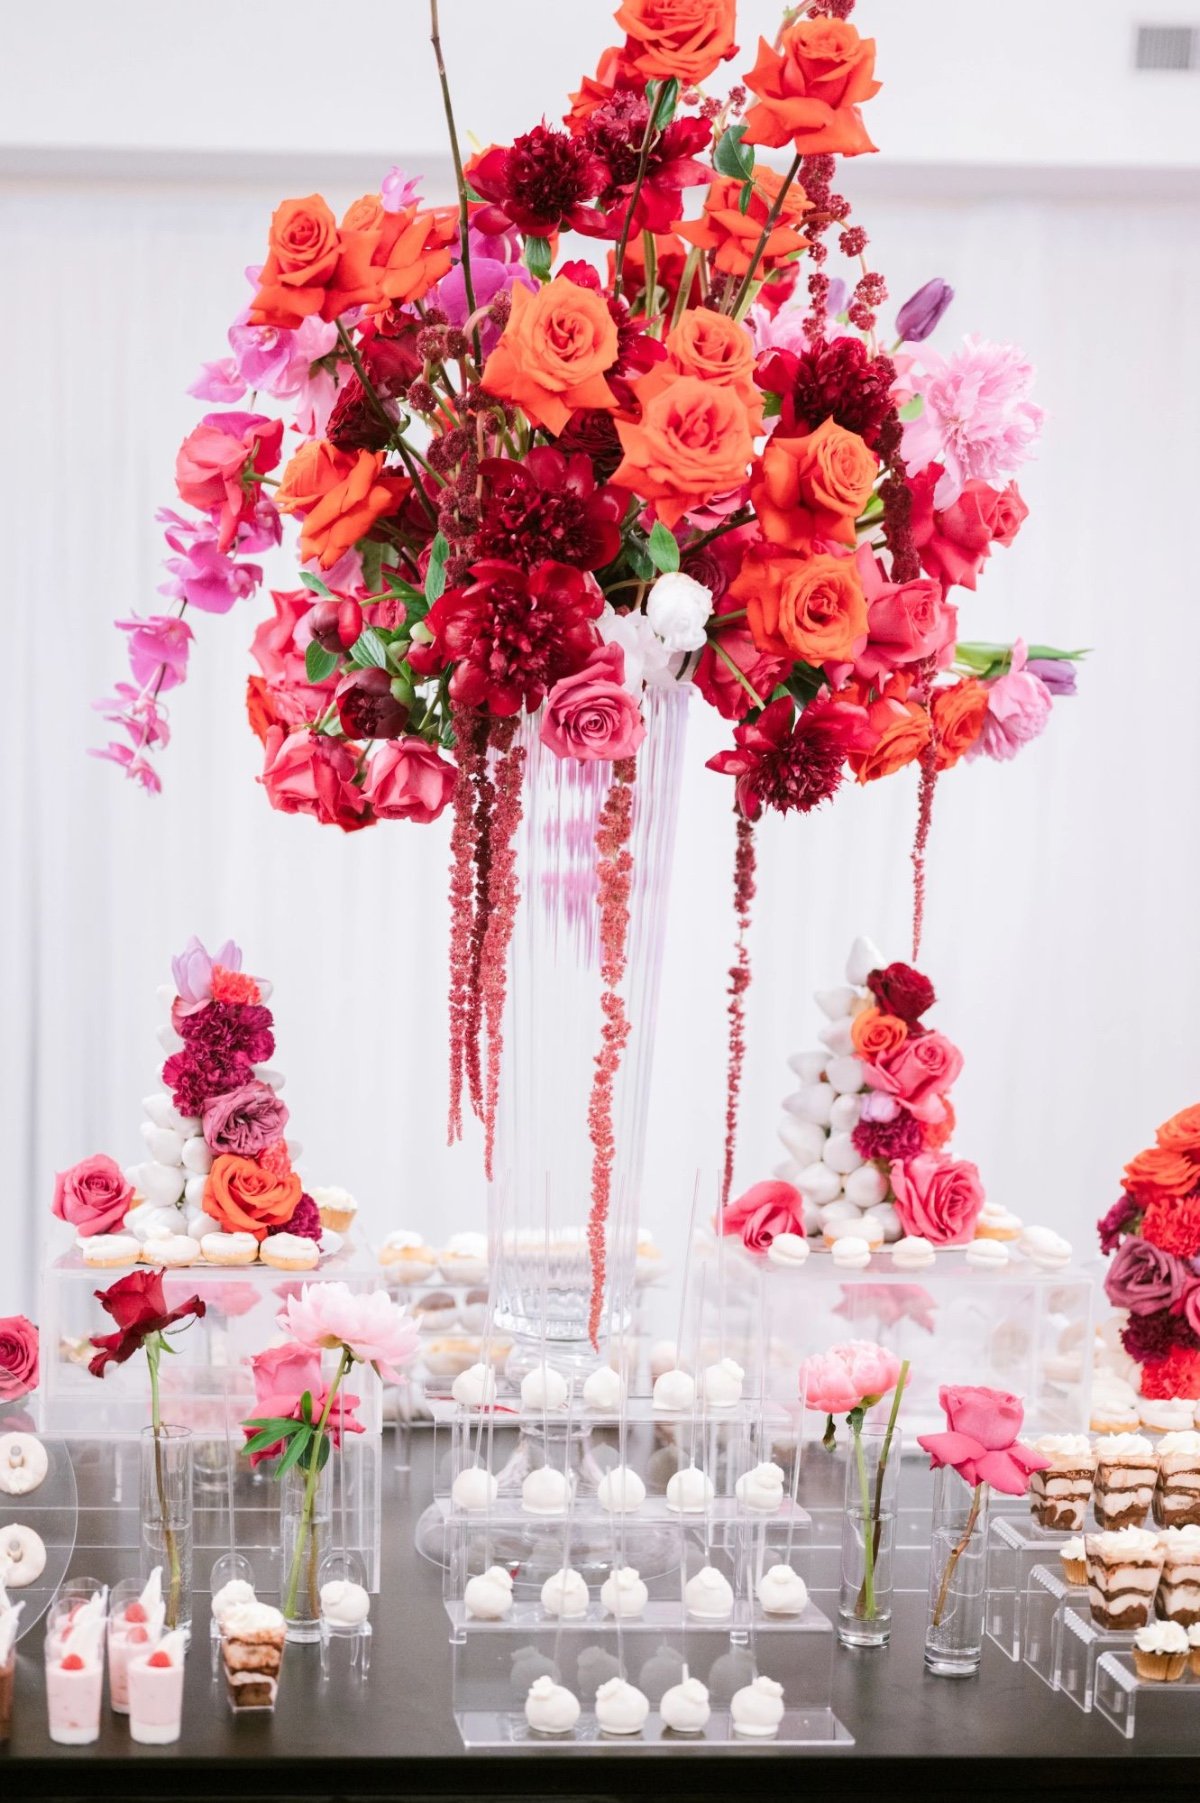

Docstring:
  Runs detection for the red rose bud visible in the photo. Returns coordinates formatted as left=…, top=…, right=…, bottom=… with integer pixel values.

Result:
left=335, top=666, right=410, bottom=740
left=895, top=277, right=954, bottom=343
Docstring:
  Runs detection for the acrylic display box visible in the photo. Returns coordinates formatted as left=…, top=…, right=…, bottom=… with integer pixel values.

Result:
left=38, top=1239, right=383, bottom=1591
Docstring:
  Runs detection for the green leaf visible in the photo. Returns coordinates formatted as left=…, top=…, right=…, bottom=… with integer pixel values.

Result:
left=1026, top=643, right=1089, bottom=662
left=305, top=641, right=339, bottom=685
left=713, top=123, right=754, bottom=182
left=523, top=235, right=553, bottom=282
left=385, top=576, right=426, bottom=604
left=425, top=533, right=449, bottom=604
left=737, top=180, right=754, bottom=216
left=360, top=538, right=384, bottom=594
left=300, top=571, right=332, bottom=597
left=315, top=1435, right=332, bottom=1473
left=899, top=396, right=924, bottom=422
left=300, top=1390, right=313, bottom=1425
left=649, top=76, right=680, bottom=131
left=625, top=537, right=655, bottom=582
left=648, top=520, right=680, bottom=574
left=275, top=1428, right=313, bottom=1478
left=348, top=626, right=390, bottom=670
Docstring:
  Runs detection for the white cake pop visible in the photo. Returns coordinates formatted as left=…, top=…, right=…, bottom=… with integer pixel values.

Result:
left=540, top=1568, right=589, bottom=1618
left=595, top=1677, right=649, bottom=1735
left=451, top=1363, right=497, bottom=1407
left=660, top=1674, right=711, bottom=1734
left=522, top=1467, right=571, bottom=1516
left=731, top=1675, right=786, bottom=1737
left=520, top=1365, right=569, bottom=1410
left=525, top=1675, right=580, bottom=1735
left=735, top=1462, right=785, bottom=1513
left=464, top=1566, right=513, bottom=1619
left=684, top=1565, right=734, bottom=1619
left=652, top=1368, right=696, bottom=1412
left=596, top=1466, right=646, bottom=1513
left=665, top=1466, right=714, bottom=1513
left=451, top=1466, right=497, bottom=1512
left=703, top=1358, right=744, bottom=1409
left=756, top=1566, right=808, bottom=1615
left=600, top=1567, right=648, bottom=1617
left=582, top=1366, right=624, bottom=1411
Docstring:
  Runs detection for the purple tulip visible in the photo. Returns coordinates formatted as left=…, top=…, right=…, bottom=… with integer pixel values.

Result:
left=1026, top=658, right=1078, bottom=697
left=895, top=277, right=954, bottom=343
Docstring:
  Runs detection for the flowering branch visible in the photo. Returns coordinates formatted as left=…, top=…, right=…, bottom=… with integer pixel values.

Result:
left=720, top=812, right=757, bottom=1211
left=586, top=760, right=637, bottom=1347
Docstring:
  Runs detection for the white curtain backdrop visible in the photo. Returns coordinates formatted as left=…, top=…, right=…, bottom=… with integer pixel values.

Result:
left=4, top=172, right=1199, bottom=1315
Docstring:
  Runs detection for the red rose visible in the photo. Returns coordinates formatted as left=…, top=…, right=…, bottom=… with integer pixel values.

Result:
left=693, top=588, right=790, bottom=722
left=722, top=1179, right=806, bottom=1252
left=889, top=1153, right=985, bottom=1247
left=260, top=726, right=373, bottom=832
left=540, top=644, right=646, bottom=762
left=89, top=1270, right=206, bottom=1378
left=0, top=1315, right=39, bottom=1401
left=909, top=466, right=1029, bottom=593
left=53, top=1154, right=133, bottom=1238
left=361, top=739, right=457, bottom=824
left=866, top=962, right=936, bottom=1024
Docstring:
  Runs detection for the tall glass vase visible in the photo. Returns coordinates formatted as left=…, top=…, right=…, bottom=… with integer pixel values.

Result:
left=838, top=1424, right=901, bottom=1649
left=139, top=1424, right=193, bottom=1637
left=279, top=1459, right=332, bottom=1644
left=491, top=684, right=690, bottom=1375
left=925, top=1467, right=990, bottom=1676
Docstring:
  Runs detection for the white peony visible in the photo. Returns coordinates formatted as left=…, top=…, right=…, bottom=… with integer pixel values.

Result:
left=645, top=571, right=713, bottom=654
left=597, top=604, right=678, bottom=692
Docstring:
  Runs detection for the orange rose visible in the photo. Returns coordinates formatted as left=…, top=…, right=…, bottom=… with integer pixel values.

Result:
left=204, top=1154, right=302, bottom=1242
left=931, top=678, right=989, bottom=771
left=742, top=20, right=881, bottom=156
left=276, top=441, right=405, bottom=571
left=615, top=0, right=737, bottom=84
left=612, top=378, right=753, bottom=529
left=678, top=167, right=809, bottom=279
left=482, top=277, right=620, bottom=435
left=1124, top=1145, right=1200, bottom=1200
left=849, top=690, right=932, bottom=783
left=753, top=421, right=878, bottom=548
left=637, top=306, right=763, bottom=429
left=1158, top=1107, right=1200, bottom=1156
left=731, top=546, right=867, bottom=665
left=250, top=195, right=341, bottom=329
left=374, top=202, right=458, bottom=308
left=850, top=1008, right=908, bottom=1059
left=565, top=47, right=627, bottom=134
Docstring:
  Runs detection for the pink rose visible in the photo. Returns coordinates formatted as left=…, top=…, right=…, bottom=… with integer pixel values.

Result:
left=362, top=739, right=457, bottom=824
left=918, top=1383, right=1050, bottom=1496
left=251, top=589, right=331, bottom=690
left=889, top=1152, right=985, bottom=1246
left=722, top=1179, right=806, bottom=1252
left=540, top=645, right=646, bottom=762
left=0, top=1315, right=39, bottom=1402
left=244, top=1340, right=364, bottom=1466
left=910, top=466, right=1029, bottom=593
left=260, top=727, right=373, bottom=833
left=175, top=412, right=284, bottom=551
left=53, top=1154, right=133, bottom=1237
left=867, top=1030, right=963, bottom=1123
left=854, top=577, right=958, bottom=683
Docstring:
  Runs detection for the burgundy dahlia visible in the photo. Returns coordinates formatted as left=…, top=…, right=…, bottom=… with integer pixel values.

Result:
left=757, top=338, right=897, bottom=451
left=852, top=1111, right=925, bottom=1163
left=866, top=962, right=936, bottom=1024
left=179, top=1001, right=275, bottom=1067
left=475, top=449, right=627, bottom=571
left=1121, top=1308, right=1200, bottom=1365
left=706, top=697, right=847, bottom=822
left=326, top=375, right=394, bottom=453
left=471, top=127, right=607, bottom=236
left=335, top=667, right=410, bottom=739
left=1098, top=1192, right=1142, bottom=1256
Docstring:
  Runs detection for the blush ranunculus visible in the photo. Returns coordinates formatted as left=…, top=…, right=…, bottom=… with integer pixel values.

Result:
left=918, top=1384, right=1049, bottom=1496
left=1124, top=1144, right=1200, bottom=1201
left=677, top=167, right=810, bottom=280
left=931, top=677, right=990, bottom=770
left=722, top=1179, right=806, bottom=1252
left=481, top=277, right=619, bottom=435
left=202, top=1081, right=289, bottom=1159
left=1159, top=1106, right=1200, bottom=1155
left=850, top=1008, right=908, bottom=1061
left=909, top=465, right=1029, bottom=593
left=614, top=0, right=737, bottom=84
left=612, top=376, right=753, bottom=530
left=868, top=1031, right=963, bottom=1122
left=275, top=440, right=404, bottom=571
left=732, top=546, right=868, bottom=665
left=175, top=413, right=284, bottom=553
left=53, top=1155, right=133, bottom=1238
left=0, top=1315, right=39, bottom=1401
left=249, top=194, right=341, bottom=329
left=889, top=1152, right=985, bottom=1246
left=742, top=19, right=881, bottom=156
left=361, top=738, right=457, bottom=823
left=204, top=1154, right=303, bottom=1242
left=260, top=726, right=373, bottom=833
left=753, top=421, right=878, bottom=548
left=540, top=644, right=646, bottom=762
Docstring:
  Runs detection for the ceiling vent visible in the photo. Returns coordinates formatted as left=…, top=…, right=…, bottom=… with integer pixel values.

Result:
left=1134, top=24, right=1200, bottom=68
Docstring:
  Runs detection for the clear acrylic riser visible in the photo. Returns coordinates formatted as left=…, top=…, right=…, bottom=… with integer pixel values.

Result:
left=1019, top=1567, right=1131, bottom=1713
left=986, top=1513, right=1078, bottom=1660
left=1095, top=1650, right=1200, bottom=1739
left=40, top=1238, right=382, bottom=1438
left=715, top=1245, right=1095, bottom=1437
left=0, top=1429, right=78, bottom=1642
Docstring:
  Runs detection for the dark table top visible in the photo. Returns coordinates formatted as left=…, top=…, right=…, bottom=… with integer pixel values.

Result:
left=5, top=1430, right=1200, bottom=1800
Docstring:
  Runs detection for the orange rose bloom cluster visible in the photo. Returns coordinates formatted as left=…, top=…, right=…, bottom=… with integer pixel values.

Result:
left=742, top=19, right=881, bottom=157
left=250, top=191, right=457, bottom=330
left=679, top=167, right=809, bottom=279
left=276, top=441, right=408, bottom=571
left=613, top=376, right=753, bottom=529
left=932, top=678, right=990, bottom=771
left=482, top=276, right=620, bottom=435
left=847, top=678, right=932, bottom=784
left=730, top=545, right=867, bottom=665
left=614, top=0, right=737, bottom=85
left=636, top=305, right=763, bottom=430
left=850, top=1007, right=908, bottom=1060
left=752, top=419, right=879, bottom=548
left=205, top=1154, right=303, bottom=1242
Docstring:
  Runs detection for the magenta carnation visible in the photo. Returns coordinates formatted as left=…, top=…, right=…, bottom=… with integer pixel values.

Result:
left=162, top=1048, right=253, bottom=1117
left=179, top=1001, right=275, bottom=1067
left=267, top=1193, right=322, bottom=1242
left=1120, top=1309, right=1199, bottom=1365
left=1097, top=1192, right=1143, bottom=1256
left=853, top=1111, right=924, bottom=1162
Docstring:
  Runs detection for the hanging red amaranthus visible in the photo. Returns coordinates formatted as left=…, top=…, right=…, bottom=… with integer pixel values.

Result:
left=446, top=706, right=485, bottom=1144
left=481, top=722, right=526, bottom=1180
left=586, top=759, right=636, bottom=1348
left=720, top=811, right=757, bottom=1214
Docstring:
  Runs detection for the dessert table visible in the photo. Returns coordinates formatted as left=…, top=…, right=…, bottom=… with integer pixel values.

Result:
left=4, top=1430, right=1200, bottom=1800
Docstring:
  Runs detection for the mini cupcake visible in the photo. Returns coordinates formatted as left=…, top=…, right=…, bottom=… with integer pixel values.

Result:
left=1132, top=1620, right=1188, bottom=1683
left=1092, top=1433, right=1158, bottom=1528
left=1060, top=1536, right=1087, bottom=1586
left=377, top=1231, right=436, bottom=1284
left=311, top=1186, right=357, bottom=1235
left=1188, top=1622, right=1200, bottom=1678
left=1028, top=1435, right=1097, bottom=1532
left=438, top=1233, right=488, bottom=1286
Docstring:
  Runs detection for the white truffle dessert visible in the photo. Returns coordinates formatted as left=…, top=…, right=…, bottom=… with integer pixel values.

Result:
left=524, top=1675, right=580, bottom=1736
left=731, top=1674, right=786, bottom=1738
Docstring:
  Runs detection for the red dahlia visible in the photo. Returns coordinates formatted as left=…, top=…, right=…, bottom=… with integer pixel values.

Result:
left=706, top=696, right=848, bottom=821
left=471, top=127, right=607, bottom=236
left=326, top=375, right=394, bottom=453
left=475, top=449, right=627, bottom=571
left=412, top=558, right=604, bottom=717
left=757, top=338, right=897, bottom=451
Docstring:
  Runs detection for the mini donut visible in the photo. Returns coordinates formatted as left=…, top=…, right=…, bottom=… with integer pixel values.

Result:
left=0, top=1522, right=47, bottom=1586
left=0, top=1432, right=49, bottom=1496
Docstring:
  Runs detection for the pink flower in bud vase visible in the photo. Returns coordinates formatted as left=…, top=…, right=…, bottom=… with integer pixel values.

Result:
left=113, top=613, right=194, bottom=690
left=799, top=1338, right=902, bottom=1417
left=966, top=639, right=1053, bottom=764
left=918, top=1385, right=1049, bottom=1495
left=722, top=1179, right=806, bottom=1253
left=800, top=1351, right=864, bottom=1417
left=540, top=644, right=646, bottom=762
left=276, top=1281, right=420, bottom=1382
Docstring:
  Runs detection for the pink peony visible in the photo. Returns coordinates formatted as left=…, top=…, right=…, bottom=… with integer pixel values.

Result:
left=113, top=613, right=194, bottom=691
left=362, top=739, right=457, bottom=823
left=800, top=1349, right=863, bottom=1416
left=260, top=727, right=373, bottom=833
left=903, top=336, right=1043, bottom=509
left=540, top=644, right=646, bottom=762
left=865, top=1031, right=963, bottom=1124
left=0, top=1315, right=39, bottom=1401
left=800, top=1337, right=902, bottom=1416
left=889, top=1152, right=985, bottom=1246
left=275, top=1281, right=420, bottom=1382
left=53, top=1154, right=133, bottom=1237
left=918, top=1384, right=1050, bottom=1496
left=722, top=1179, right=806, bottom=1252
left=966, top=639, right=1053, bottom=764
left=174, top=411, right=284, bottom=551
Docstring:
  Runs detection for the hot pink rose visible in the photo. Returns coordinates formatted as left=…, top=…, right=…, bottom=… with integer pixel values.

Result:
left=53, top=1154, right=133, bottom=1237
left=889, top=1152, right=985, bottom=1246
left=362, top=739, right=457, bottom=824
left=540, top=645, right=646, bottom=762
left=0, top=1315, right=39, bottom=1401
left=260, top=726, right=373, bottom=833
left=175, top=412, right=284, bottom=551
left=866, top=1030, right=963, bottom=1123
left=910, top=465, right=1029, bottom=593
left=854, top=577, right=958, bottom=683
left=722, top=1179, right=806, bottom=1252
left=918, top=1383, right=1049, bottom=1495
left=251, top=589, right=330, bottom=690
left=244, top=1340, right=363, bottom=1466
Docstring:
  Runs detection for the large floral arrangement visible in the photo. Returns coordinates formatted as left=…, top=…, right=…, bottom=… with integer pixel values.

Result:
left=1099, top=1105, right=1200, bottom=1400
left=91, top=0, right=1079, bottom=1323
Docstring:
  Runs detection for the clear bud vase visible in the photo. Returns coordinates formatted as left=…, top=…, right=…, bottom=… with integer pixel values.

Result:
left=279, top=1458, right=332, bottom=1644
left=139, top=1424, right=193, bottom=1637
left=925, top=1467, right=990, bottom=1676
left=838, top=1423, right=901, bottom=1649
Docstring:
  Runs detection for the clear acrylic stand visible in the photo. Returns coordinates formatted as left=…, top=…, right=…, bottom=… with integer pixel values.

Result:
left=317, top=1550, right=371, bottom=1680
left=986, top=1515, right=1072, bottom=1660
left=0, top=1432, right=79, bottom=1643
left=1094, top=1650, right=1200, bottom=1739
left=1057, top=1604, right=1132, bottom=1712
left=1021, top=1563, right=1085, bottom=1689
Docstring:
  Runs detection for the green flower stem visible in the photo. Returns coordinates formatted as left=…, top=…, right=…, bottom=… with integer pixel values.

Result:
left=146, top=1335, right=182, bottom=1631
left=853, top=1418, right=876, bottom=1620
left=855, top=1359, right=909, bottom=1618
left=283, top=1347, right=352, bottom=1621
left=729, top=153, right=803, bottom=319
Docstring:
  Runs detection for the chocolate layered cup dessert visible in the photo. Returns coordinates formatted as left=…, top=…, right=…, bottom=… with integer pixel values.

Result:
left=1028, top=1435, right=1097, bottom=1532
left=219, top=1601, right=286, bottom=1712
left=1153, top=1430, right=1200, bottom=1528
left=1155, top=1525, right=1200, bottom=1625
left=1084, top=1527, right=1165, bottom=1630
left=1092, top=1433, right=1158, bottom=1529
